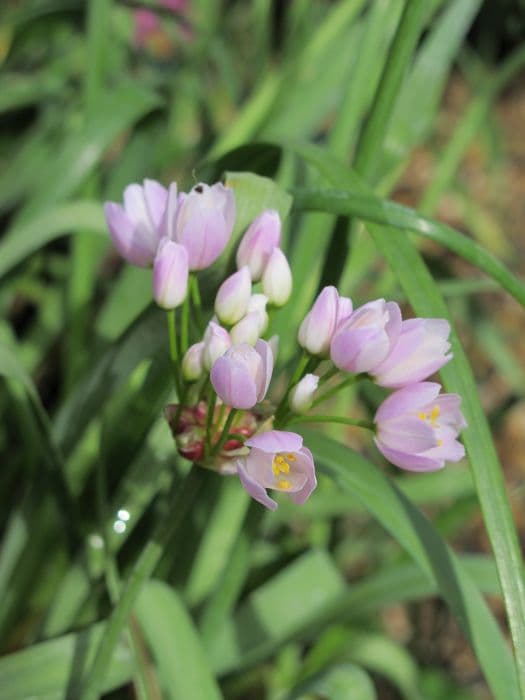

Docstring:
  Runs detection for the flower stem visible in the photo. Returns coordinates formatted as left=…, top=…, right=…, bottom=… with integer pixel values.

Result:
left=205, top=392, right=217, bottom=455
left=212, top=408, right=238, bottom=456
left=190, top=274, right=205, bottom=332
left=181, top=293, right=190, bottom=356
left=287, top=414, right=374, bottom=431
left=274, top=352, right=315, bottom=425
left=167, top=309, right=182, bottom=396
left=78, top=465, right=205, bottom=700
left=311, top=374, right=361, bottom=408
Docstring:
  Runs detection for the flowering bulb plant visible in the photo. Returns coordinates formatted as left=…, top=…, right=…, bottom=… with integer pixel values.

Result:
left=104, top=176, right=467, bottom=511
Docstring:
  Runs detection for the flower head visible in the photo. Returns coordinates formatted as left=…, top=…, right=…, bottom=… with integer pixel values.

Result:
left=373, top=318, right=452, bottom=388
left=236, top=209, right=282, bottom=281
left=170, top=182, right=235, bottom=270
left=237, top=430, right=317, bottom=510
left=330, top=299, right=401, bottom=374
left=210, top=340, right=273, bottom=409
left=374, top=382, right=466, bottom=471
left=104, top=180, right=167, bottom=267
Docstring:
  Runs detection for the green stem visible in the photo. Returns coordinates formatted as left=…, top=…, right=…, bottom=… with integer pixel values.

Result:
left=181, top=293, right=190, bottom=356
left=274, top=352, right=314, bottom=425
left=79, top=465, right=205, bottom=700
left=287, top=414, right=374, bottom=431
left=311, top=374, right=361, bottom=408
left=212, top=409, right=238, bottom=456
left=190, top=275, right=205, bottom=332
left=205, top=392, right=217, bottom=455
left=167, top=309, right=181, bottom=395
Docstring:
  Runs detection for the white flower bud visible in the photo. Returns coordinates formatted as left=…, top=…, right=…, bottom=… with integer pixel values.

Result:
left=289, top=373, right=319, bottom=414
left=214, top=266, right=252, bottom=326
left=182, top=342, right=204, bottom=382
left=202, top=321, right=232, bottom=371
left=230, top=311, right=266, bottom=346
left=262, top=248, right=292, bottom=307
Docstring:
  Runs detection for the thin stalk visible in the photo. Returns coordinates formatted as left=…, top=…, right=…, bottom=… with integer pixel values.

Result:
left=287, top=415, right=374, bottom=431
left=190, top=275, right=205, bottom=332
left=312, top=374, right=361, bottom=408
left=78, top=465, right=205, bottom=700
left=181, top=293, right=190, bottom=356
left=167, top=309, right=181, bottom=395
left=205, top=392, right=217, bottom=455
left=274, top=352, right=313, bottom=424
left=212, top=409, right=238, bottom=456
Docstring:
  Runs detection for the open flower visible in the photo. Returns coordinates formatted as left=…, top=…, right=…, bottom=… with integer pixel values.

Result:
left=236, top=209, right=282, bottom=281
left=374, top=382, right=466, bottom=471
left=372, top=318, right=452, bottom=388
left=104, top=180, right=167, bottom=266
left=210, top=340, right=273, bottom=409
left=170, top=182, right=235, bottom=270
left=330, top=299, right=401, bottom=374
left=237, top=430, right=317, bottom=510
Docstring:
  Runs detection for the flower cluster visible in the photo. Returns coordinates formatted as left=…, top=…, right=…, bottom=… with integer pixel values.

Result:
left=104, top=178, right=467, bottom=511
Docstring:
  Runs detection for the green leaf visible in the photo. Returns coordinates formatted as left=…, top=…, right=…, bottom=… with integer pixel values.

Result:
left=0, top=623, right=132, bottom=700
left=208, top=549, right=346, bottom=675
left=0, top=201, right=106, bottom=279
left=304, top=429, right=519, bottom=700
left=291, top=663, right=376, bottom=700
left=134, top=581, right=223, bottom=700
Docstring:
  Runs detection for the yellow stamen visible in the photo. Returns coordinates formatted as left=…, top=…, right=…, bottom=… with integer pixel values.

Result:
left=437, top=439, right=443, bottom=447
left=418, top=411, right=427, bottom=420
left=430, top=404, right=440, bottom=426
left=286, top=454, right=296, bottom=461
left=277, top=479, right=291, bottom=490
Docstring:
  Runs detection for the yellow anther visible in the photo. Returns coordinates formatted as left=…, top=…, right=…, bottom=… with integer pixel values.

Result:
left=418, top=411, right=427, bottom=421
left=430, top=405, right=440, bottom=425
left=437, top=439, right=443, bottom=447
left=286, top=453, right=296, bottom=461
left=276, top=456, right=286, bottom=464
left=280, top=461, right=290, bottom=474
left=277, top=479, right=291, bottom=490
left=272, top=461, right=280, bottom=476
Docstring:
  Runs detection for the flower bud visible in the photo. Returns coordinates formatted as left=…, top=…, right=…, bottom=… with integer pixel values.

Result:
left=268, top=334, right=279, bottom=361
left=230, top=311, right=266, bottom=345
left=171, top=182, right=236, bottom=271
left=247, top=294, right=269, bottom=334
left=182, top=342, right=204, bottom=381
left=214, top=266, right=252, bottom=325
left=211, top=340, right=273, bottom=409
left=289, top=373, right=319, bottom=414
left=298, top=286, right=339, bottom=356
left=236, top=209, right=282, bottom=281
left=202, top=321, right=231, bottom=371
left=152, top=238, right=189, bottom=309
left=262, top=248, right=292, bottom=307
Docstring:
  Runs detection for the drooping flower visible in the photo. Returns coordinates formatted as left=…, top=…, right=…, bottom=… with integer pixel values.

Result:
left=153, top=238, right=189, bottom=309
left=372, top=318, right=452, bottom=388
left=202, top=321, right=231, bottom=371
left=210, top=340, right=273, bottom=409
left=169, top=182, right=235, bottom=271
left=104, top=180, right=167, bottom=267
left=298, top=286, right=341, bottom=356
left=236, top=209, right=282, bottom=281
left=262, top=248, right=292, bottom=307
left=237, top=430, right=317, bottom=510
left=374, top=382, right=466, bottom=472
left=214, top=266, right=252, bottom=326
left=330, top=299, right=401, bottom=374
left=289, top=373, right=319, bottom=414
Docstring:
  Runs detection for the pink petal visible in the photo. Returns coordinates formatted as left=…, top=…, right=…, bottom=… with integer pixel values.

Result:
left=246, top=430, right=303, bottom=453
left=374, top=382, right=441, bottom=423
left=237, top=460, right=277, bottom=510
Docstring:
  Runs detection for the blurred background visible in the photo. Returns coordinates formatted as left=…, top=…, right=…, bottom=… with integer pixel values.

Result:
left=1, top=1, right=525, bottom=699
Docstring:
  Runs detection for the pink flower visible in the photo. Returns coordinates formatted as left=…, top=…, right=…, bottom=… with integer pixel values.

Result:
left=134, top=9, right=162, bottom=48
left=236, top=210, right=281, bottom=281
left=169, top=182, right=235, bottom=271
left=374, top=382, right=466, bottom=472
left=210, top=340, right=273, bottom=409
left=298, top=286, right=341, bottom=356
left=237, top=430, right=317, bottom=510
left=330, top=299, right=401, bottom=374
left=372, top=318, right=452, bottom=388
left=202, top=321, right=231, bottom=371
left=104, top=180, right=167, bottom=267
left=153, top=238, right=189, bottom=309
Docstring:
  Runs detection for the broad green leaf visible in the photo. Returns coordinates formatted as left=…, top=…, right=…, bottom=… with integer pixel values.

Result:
left=0, top=623, right=132, bottom=700
left=134, top=581, right=223, bottom=700
left=0, top=201, right=106, bottom=280
left=290, top=663, right=376, bottom=700
left=304, top=429, right=519, bottom=700
left=208, top=549, right=346, bottom=675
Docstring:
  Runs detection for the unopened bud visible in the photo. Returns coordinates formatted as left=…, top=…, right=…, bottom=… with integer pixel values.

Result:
left=214, top=266, right=252, bottom=325
left=182, top=342, right=204, bottom=381
left=262, top=248, right=292, bottom=307
left=289, top=373, right=319, bottom=414
left=202, top=321, right=231, bottom=370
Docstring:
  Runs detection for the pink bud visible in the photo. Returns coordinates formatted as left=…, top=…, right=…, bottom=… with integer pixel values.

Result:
left=236, top=210, right=282, bottom=281
left=230, top=311, right=266, bottom=345
left=298, top=286, right=340, bottom=356
left=211, top=340, right=273, bottom=409
left=202, top=321, right=231, bottom=371
left=214, top=266, right=252, bottom=325
left=152, top=238, right=189, bottom=309
left=330, top=299, right=401, bottom=374
left=262, top=248, right=292, bottom=307
left=172, top=182, right=235, bottom=270
left=104, top=179, right=167, bottom=267
left=182, top=342, right=205, bottom=382
left=289, top=373, right=319, bottom=414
